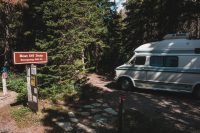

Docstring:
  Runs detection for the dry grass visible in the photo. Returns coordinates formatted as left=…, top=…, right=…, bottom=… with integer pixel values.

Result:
left=10, top=106, right=41, bottom=128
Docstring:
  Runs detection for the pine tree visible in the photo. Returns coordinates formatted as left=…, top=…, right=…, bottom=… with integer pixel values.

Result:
left=0, top=0, right=27, bottom=66
left=123, top=0, right=200, bottom=60
left=100, top=1, right=124, bottom=72
left=33, top=0, right=110, bottom=89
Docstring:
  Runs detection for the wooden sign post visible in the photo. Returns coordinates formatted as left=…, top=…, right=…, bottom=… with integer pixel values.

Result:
left=13, top=52, right=48, bottom=112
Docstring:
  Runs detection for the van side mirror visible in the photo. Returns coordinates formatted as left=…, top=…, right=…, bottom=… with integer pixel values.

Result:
left=130, top=60, right=135, bottom=65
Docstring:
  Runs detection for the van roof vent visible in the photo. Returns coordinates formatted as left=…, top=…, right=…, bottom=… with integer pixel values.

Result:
left=163, top=33, right=190, bottom=40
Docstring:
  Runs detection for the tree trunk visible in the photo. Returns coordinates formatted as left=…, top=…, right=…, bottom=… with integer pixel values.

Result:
left=197, top=17, right=200, bottom=38
left=82, top=49, right=85, bottom=70
left=4, top=25, right=10, bottom=62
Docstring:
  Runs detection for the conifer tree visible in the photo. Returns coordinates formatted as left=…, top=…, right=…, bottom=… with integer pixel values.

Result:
left=0, top=0, right=26, bottom=66
left=34, top=0, right=110, bottom=88
left=123, top=0, right=200, bottom=60
left=100, top=1, right=124, bottom=72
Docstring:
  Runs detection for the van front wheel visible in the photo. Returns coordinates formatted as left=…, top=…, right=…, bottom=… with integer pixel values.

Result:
left=193, top=84, right=200, bottom=99
left=118, top=78, right=133, bottom=91
left=193, top=87, right=200, bottom=99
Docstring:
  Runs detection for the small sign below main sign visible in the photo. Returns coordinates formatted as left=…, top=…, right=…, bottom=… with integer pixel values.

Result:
left=13, top=52, right=48, bottom=64
left=31, top=75, right=37, bottom=87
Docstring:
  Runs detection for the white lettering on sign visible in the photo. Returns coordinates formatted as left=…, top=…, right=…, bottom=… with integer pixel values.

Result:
left=36, top=54, right=43, bottom=57
left=29, top=54, right=34, bottom=57
left=21, top=59, right=35, bottom=62
left=20, top=54, right=28, bottom=58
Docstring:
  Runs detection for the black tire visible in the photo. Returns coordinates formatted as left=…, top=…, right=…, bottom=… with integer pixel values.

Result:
left=193, top=87, right=200, bottom=99
left=118, top=78, right=133, bottom=91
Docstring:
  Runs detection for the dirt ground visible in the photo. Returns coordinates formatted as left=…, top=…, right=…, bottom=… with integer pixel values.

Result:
left=0, top=91, right=17, bottom=108
left=0, top=74, right=200, bottom=133
left=0, top=91, right=47, bottom=133
left=0, top=106, right=46, bottom=133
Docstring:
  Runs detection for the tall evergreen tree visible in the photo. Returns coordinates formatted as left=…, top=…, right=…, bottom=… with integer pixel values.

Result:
left=33, top=0, right=110, bottom=88
left=100, top=1, right=124, bottom=72
left=0, top=0, right=27, bottom=67
left=123, top=0, right=200, bottom=60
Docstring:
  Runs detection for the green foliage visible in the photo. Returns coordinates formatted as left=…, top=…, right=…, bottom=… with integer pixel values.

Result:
left=11, top=106, right=40, bottom=128
left=39, top=81, right=80, bottom=100
left=100, top=2, right=124, bottom=72
left=0, top=0, right=115, bottom=98
left=8, top=73, right=27, bottom=103
left=0, top=1, right=24, bottom=65
left=33, top=0, right=111, bottom=88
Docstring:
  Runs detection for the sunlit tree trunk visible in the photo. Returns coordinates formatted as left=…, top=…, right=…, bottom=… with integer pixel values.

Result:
left=82, top=49, right=85, bottom=70
left=197, top=17, right=200, bottom=38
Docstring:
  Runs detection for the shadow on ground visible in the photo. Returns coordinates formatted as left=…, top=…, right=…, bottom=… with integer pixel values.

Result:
left=104, top=81, right=200, bottom=133
left=41, top=81, right=200, bottom=133
left=41, top=108, right=68, bottom=133
left=41, top=84, right=117, bottom=133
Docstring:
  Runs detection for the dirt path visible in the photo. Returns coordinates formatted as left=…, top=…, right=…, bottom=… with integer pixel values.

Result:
left=87, top=73, right=113, bottom=92
left=0, top=91, right=17, bottom=108
left=0, top=91, right=45, bottom=133
left=87, top=73, right=200, bottom=133
left=0, top=105, right=45, bottom=133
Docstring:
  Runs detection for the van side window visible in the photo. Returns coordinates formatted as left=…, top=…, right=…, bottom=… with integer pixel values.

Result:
left=165, top=56, right=178, bottom=67
left=135, top=56, right=146, bottom=65
left=150, top=56, right=163, bottom=67
left=150, top=56, right=178, bottom=67
left=195, top=48, right=200, bottom=54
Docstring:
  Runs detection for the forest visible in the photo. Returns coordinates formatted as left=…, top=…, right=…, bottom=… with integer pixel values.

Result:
left=0, top=0, right=200, bottom=100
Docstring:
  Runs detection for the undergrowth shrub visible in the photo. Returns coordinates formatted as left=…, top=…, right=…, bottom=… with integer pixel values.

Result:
left=11, top=106, right=31, bottom=121
left=11, top=106, right=40, bottom=128
left=7, top=72, right=86, bottom=104
left=39, top=81, right=81, bottom=101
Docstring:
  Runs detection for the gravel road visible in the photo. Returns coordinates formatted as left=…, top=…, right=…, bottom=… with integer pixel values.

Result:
left=87, top=73, right=200, bottom=133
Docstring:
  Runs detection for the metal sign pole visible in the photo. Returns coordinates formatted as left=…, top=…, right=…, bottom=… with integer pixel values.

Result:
left=27, top=64, right=38, bottom=112
left=26, top=65, right=31, bottom=101
left=31, top=64, right=38, bottom=112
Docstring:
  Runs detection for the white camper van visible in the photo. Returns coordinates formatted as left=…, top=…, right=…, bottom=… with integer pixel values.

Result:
left=115, top=33, right=200, bottom=98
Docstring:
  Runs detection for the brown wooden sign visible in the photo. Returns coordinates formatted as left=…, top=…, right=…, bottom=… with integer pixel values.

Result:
left=13, top=52, right=48, bottom=64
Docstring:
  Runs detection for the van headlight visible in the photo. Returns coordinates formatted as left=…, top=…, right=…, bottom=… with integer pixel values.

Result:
left=114, top=70, right=118, bottom=80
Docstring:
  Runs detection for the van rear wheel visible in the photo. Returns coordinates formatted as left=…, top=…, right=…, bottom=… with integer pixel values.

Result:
left=118, top=78, right=133, bottom=91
